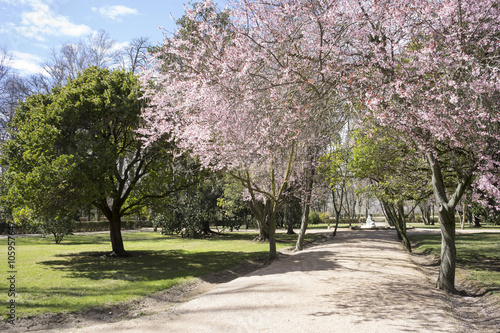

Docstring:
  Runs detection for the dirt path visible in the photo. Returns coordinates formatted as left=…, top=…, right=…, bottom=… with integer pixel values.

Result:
left=34, top=229, right=473, bottom=333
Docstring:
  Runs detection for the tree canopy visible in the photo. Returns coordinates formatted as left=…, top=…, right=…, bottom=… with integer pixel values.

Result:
left=2, top=66, right=189, bottom=256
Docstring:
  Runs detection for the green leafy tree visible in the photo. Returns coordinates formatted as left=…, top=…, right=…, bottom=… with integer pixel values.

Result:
left=151, top=170, right=223, bottom=237
left=2, top=67, right=183, bottom=256
left=318, top=139, right=353, bottom=236
left=349, top=127, right=432, bottom=251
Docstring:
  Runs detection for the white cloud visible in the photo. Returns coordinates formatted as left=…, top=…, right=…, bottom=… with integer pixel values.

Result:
left=92, top=5, right=138, bottom=22
left=10, top=51, right=45, bottom=75
left=111, top=41, right=130, bottom=53
left=13, top=0, right=92, bottom=41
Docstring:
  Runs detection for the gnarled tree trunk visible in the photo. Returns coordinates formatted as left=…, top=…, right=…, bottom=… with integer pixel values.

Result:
left=426, top=153, right=472, bottom=293
left=436, top=205, right=456, bottom=291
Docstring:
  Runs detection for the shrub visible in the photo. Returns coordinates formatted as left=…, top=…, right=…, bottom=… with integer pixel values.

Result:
left=319, top=211, right=332, bottom=222
left=39, top=216, right=74, bottom=244
left=308, top=211, right=322, bottom=225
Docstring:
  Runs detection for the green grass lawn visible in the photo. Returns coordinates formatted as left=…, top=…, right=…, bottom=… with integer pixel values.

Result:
left=408, top=222, right=500, bottom=229
left=1, top=230, right=318, bottom=319
left=410, top=233, right=500, bottom=293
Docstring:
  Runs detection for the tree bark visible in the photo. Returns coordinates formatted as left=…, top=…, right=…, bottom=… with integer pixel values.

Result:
left=268, top=205, right=278, bottom=260
left=285, top=203, right=296, bottom=234
left=436, top=206, right=456, bottom=292
left=426, top=152, right=472, bottom=292
left=380, top=200, right=411, bottom=252
left=247, top=199, right=270, bottom=241
left=331, top=188, right=344, bottom=237
left=295, top=200, right=311, bottom=251
left=295, top=159, right=315, bottom=251
left=109, top=213, right=128, bottom=257
left=419, top=203, right=431, bottom=225
left=98, top=199, right=129, bottom=257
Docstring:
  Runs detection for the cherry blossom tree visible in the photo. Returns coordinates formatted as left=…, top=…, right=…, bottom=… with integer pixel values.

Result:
left=353, top=0, right=500, bottom=292
left=139, top=0, right=348, bottom=259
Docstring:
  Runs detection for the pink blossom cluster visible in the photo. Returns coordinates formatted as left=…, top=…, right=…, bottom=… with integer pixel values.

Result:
left=139, top=0, right=500, bottom=207
left=353, top=0, right=500, bottom=207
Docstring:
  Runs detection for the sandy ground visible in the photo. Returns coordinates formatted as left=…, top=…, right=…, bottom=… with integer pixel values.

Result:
left=5, top=228, right=499, bottom=332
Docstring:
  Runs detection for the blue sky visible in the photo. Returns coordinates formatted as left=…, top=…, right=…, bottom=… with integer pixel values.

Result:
left=0, top=0, right=227, bottom=76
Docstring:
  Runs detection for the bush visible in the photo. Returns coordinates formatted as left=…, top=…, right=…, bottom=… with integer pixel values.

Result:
left=319, top=211, right=332, bottom=222
left=153, top=213, right=206, bottom=238
left=39, top=216, right=74, bottom=244
left=308, top=211, right=322, bottom=225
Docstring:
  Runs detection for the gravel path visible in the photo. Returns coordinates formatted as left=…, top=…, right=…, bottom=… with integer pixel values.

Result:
left=51, top=229, right=462, bottom=333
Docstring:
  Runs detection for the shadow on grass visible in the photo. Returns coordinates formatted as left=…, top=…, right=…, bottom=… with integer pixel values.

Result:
left=38, top=249, right=266, bottom=282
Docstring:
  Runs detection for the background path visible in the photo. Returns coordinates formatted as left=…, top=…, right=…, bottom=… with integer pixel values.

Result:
left=55, top=229, right=461, bottom=333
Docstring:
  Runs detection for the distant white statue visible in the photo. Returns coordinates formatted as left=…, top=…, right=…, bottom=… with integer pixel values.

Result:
left=365, top=214, right=376, bottom=228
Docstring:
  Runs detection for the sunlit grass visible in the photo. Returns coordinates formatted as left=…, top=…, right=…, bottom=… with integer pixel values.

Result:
left=0, top=231, right=319, bottom=318
left=408, top=222, right=500, bottom=229
left=410, top=233, right=500, bottom=293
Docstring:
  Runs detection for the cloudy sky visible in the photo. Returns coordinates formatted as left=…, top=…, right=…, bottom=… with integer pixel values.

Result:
left=0, top=0, right=227, bottom=76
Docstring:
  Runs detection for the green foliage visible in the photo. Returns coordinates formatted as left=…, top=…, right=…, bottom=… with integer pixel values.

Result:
left=469, top=202, right=500, bottom=225
left=38, top=216, right=74, bottom=244
left=1, top=66, right=182, bottom=253
left=217, top=175, right=251, bottom=225
left=349, top=126, right=431, bottom=203
left=319, top=211, right=332, bottom=222
left=3, top=67, right=143, bottom=216
left=151, top=171, right=223, bottom=238
left=308, top=211, right=322, bottom=225
left=12, top=207, right=73, bottom=243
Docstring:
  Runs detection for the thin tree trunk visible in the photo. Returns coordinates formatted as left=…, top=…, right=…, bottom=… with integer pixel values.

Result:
left=381, top=200, right=411, bottom=252
left=295, top=200, right=310, bottom=251
left=285, top=203, right=296, bottom=234
left=295, top=160, right=315, bottom=251
left=331, top=187, right=344, bottom=237
left=460, top=199, right=466, bottom=230
left=268, top=206, right=278, bottom=260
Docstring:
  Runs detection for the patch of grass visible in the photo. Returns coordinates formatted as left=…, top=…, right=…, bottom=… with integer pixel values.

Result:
left=407, top=222, right=442, bottom=229
left=308, top=223, right=356, bottom=229
left=408, top=222, right=500, bottom=229
left=410, top=233, right=500, bottom=293
left=0, top=231, right=319, bottom=318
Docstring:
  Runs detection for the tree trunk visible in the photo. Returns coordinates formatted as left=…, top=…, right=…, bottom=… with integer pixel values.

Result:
left=98, top=200, right=128, bottom=257
left=332, top=215, right=340, bottom=237
left=426, top=152, right=472, bottom=293
left=419, top=203, right=431, bottom=225
left=380, top=200, right=411, bottom=252
left=471, top=214, right=482, bottom=228
left=109, top=213, right=128, bottom=257
left=268, top=205, right=278, bottom=260
left=285, top=203, right=296, bottom=234
left=331, top=188, right=344, bottom=237
left=295, top=161, right=315, bottom=251
left=295, top=200, right=310, bottom=251
left=436, top=206, right=456, bottom=292
left=248, top=200, right=270, bottom=241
